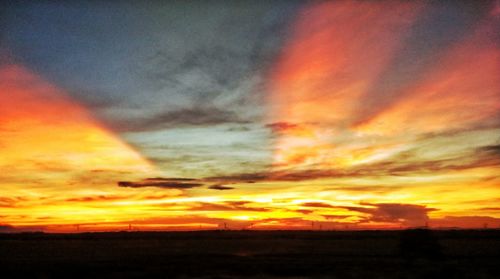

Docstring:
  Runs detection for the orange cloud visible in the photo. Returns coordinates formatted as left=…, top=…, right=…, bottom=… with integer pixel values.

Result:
left=355, top=21, right=500, bottom=135
left=0, top=64, right=153, bottom=173
left=267, top=1, right=422, bottom=168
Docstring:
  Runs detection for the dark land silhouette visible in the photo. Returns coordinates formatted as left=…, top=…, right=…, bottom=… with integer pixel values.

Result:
left=1, top=229, right=499, bottom=278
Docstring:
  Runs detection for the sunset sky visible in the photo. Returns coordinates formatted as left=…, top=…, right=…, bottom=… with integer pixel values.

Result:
left=1, top=1, right=499, bottom=232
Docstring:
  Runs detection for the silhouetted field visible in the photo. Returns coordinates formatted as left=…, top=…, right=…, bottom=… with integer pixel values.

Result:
left=1, top=229, right=499, bottom=278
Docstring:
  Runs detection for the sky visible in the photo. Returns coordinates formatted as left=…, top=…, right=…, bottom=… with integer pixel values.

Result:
left=0, top=0, right=499, bottom=232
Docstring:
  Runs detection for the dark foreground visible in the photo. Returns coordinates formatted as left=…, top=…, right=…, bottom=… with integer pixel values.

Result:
left=1, top=230, right=499, bottom=278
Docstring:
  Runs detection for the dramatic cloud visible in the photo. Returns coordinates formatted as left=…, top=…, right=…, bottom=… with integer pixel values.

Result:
left=342, top=203, right=436, bottom=227
left=298, top=202, right=436, bottom=227
left=201, top=146, right=500, bottom=183
left=353, top=2, right=493, bottom=125
left=0, top=1, right=498, bottom=231
left=267, top=1, right=423, bottom=167
left=1, top=1, right=302, bottom=133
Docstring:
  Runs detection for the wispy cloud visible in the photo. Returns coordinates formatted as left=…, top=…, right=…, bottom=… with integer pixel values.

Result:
left=191, top=201, right=270, bottom=212
left=64, top=195, right=124, bottom=203
left=204, top=147, right=500, bottom=182
left=111, top=106, right=250, bottom=132
left=300, top=202, right=335, bottom=208
left=353, top=1, right=493, bottom=126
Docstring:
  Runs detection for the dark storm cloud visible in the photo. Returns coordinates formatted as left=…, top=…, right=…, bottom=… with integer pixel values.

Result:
left=353, top=1, right=494, bottom=125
